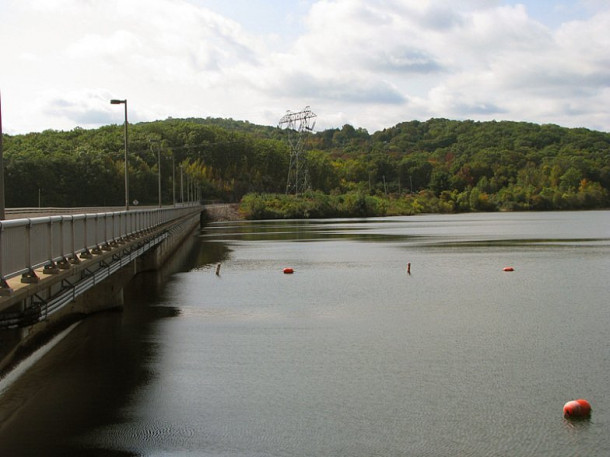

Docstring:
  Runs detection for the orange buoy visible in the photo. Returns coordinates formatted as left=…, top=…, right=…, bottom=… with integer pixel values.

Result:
left=283, top=268, right=294, bottom=274
left=503, top=267, right=514, bottom=272
left=563, top=399, right=592, bottom=419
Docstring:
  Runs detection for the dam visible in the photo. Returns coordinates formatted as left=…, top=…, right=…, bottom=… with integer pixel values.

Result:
left=0, top=204, right=204, bottom=374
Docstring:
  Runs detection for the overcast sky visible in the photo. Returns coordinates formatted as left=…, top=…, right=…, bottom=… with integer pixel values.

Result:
left=1, top=0, right=609, bottom=134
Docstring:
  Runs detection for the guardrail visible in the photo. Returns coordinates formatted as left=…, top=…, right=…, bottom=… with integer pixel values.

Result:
left=0, top=205, right=202, bottom=292
left=5, top=207, right=127, bottom=216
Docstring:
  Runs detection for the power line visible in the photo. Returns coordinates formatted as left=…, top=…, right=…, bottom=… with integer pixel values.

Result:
left=279, top=106, right=316, bottom=195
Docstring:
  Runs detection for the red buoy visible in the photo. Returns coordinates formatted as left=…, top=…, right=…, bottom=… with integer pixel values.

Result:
left=503, top=267, right=514, bottom=272
left=563, top=399, right=592, bottom=419
left=283, top=268, right=294, bottom=274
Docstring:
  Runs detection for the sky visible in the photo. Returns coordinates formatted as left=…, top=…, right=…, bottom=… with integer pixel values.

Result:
left=1, top=0, right=609, bottom=135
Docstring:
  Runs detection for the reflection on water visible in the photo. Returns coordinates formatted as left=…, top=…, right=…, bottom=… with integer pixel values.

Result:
left=203, top=211, right=610, bottom=246
left=0, top=211, right=609, bottom=456
left=0, top=232, right=206, bottom=457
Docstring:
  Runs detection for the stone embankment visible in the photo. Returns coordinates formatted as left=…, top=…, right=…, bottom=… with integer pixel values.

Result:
left=203, top=203, right=243, bottom=221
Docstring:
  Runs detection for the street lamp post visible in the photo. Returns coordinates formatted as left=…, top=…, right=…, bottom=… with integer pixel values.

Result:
left=0, top=91, right=5, bottom=220
left=110, top=99, right=129, bottom=210
left=172, top=152, right=176, bottom=207
left=180, top=165, right=184, bottom=204
left=150, top=139, right=162, bottom=208
left=157, top=143, right=162, bottom=208
left=0, top=92, right=11, bottom=295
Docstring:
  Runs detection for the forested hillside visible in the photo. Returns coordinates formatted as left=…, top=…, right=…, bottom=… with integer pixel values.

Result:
left=3, top=118, right=289, bottom=207
left=3, top=117, right=609, bottom=217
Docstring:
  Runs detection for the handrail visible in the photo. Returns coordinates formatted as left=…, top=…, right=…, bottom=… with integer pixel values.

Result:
left=0, top=205, right=202, bottom=289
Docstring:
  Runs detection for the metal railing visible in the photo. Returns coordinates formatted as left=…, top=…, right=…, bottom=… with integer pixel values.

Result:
left=0, top=205, right=202, bottom=286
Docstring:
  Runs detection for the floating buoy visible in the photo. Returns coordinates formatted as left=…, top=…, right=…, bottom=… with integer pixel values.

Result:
left=283, top=268, right=294, bottom=274
left=407, top=262, right=411, bottom=275
left=503, top=267, right=514, bottom=272
left=563, top=399, right=592, bottom=419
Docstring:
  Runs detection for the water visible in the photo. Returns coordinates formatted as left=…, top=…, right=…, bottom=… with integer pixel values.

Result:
left=0, top=211, right=609, bottom=456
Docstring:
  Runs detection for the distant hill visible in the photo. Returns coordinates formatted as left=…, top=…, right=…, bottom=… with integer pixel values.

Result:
left=2, top=117, right=609, bottom=213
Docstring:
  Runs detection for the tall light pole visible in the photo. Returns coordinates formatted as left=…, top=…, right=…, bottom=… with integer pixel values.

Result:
left=180, top=165, right=184, bottom=204
left=157, top=143, right=162, bottom=207
left=0, top=92, right=10, bottom=294
left=110, top=99, right=129, bottom=210
left=0, top=91, right=5, bottom=220
left=150, top=139, right=162, bottom=208
left=172, top=152, right=176, bottom=207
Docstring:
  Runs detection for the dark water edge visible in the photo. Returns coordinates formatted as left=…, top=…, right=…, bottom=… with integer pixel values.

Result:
left=0, top=231, right=229, bottom=457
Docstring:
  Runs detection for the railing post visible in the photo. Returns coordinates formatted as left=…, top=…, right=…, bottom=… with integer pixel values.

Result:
left=110, top=212, right=116, bottom=246
left=0, top=221, right=14, bottom=295
left=80, top=214, right=92, bottom=259
left=91, top=214, right=102, bottom=255
left=57, top=216, right=71, bottom=270
left=21, top=219, right=39, bottom=283
left=43, top=217, right=59, bottom=274
left=102, top=213, right=112, bottom=251
left=69, top=215, right=81, bottom=264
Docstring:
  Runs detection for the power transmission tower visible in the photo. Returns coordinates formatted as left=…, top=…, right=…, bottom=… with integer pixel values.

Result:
left=279, top=106, right=316, bottom=195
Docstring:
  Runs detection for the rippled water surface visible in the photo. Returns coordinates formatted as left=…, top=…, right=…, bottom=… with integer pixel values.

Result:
left=1, top=211, right=609, bottom=456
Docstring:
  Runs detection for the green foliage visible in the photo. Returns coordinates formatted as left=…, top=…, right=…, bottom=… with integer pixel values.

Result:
left=3, top=119, right=289, bottom=207
left=2, top=117, right=609, bottom=214
left=240, top=191, right=336, bottom=219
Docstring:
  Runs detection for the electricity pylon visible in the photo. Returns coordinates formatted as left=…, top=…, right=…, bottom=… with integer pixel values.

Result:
left=279, top=106, right=317, bottom=195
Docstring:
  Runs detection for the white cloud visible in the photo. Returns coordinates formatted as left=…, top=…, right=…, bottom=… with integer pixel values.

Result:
left=1, top=0, right=609, bottom=134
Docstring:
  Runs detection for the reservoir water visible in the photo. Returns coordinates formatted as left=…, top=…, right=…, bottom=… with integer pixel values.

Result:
left=0, top=211, right=609, bottom=456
